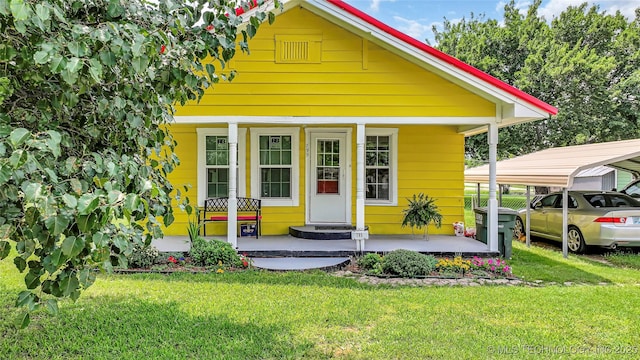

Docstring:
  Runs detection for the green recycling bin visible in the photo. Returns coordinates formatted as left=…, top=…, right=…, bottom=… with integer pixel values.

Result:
left=473, top=207, right=518, bottom=258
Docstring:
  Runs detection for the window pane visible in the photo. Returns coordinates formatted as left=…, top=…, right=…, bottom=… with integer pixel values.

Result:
left=366, top=136, right=377, bottom=150
left=259, top=135, right=269, bottom=150
left=282, top=150, right=292, bottom=165
left=270, top=151, right=280, bottom=165
left=207, top=168, right=229, bottom=198
left=365, top=135, right=391, bottom=201
left=282, top=136, right=291, bottom=150
left=260, top=150, right=269, bottom=165
left=378, top=151, right=389, bottom=166
left=261, top=168, right=291, bottom=198
left=378, top=136, right=389, bottom=150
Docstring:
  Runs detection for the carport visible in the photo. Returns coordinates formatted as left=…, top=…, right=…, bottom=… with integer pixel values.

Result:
left=465, top=139, right=640, bottom=258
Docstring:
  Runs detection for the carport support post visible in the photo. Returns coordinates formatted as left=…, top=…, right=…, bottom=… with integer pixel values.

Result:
left=227, top=123, right=238, bottom=249
left=562, top=187, right=568, bottom=258
left=526, top=186, right=531, bottom=248
left=488, top=123, right=499, bottom=253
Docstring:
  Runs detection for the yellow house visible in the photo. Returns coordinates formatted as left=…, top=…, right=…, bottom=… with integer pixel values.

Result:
left=167, top=0, right=557, bottom=251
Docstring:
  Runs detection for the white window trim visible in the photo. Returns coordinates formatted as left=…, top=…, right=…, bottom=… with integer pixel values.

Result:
left=365, top=128, right=398, bottom=206
left=250, top=127, right=300, bottom=207
left=196, top=128, right=247, bottom=206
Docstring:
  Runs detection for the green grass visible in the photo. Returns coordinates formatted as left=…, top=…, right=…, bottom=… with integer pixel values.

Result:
left=2, top=248, right=640, bottom=359
left=604, top=251, right=640, bottom=270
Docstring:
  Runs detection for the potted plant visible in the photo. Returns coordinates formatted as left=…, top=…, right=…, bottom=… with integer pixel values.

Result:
left=401, top=193, right=443, bottom=239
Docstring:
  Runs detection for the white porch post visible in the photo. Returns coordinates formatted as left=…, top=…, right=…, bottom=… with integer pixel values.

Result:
left=488, top=123, right=499, bottom=253
left=227, top=123, right=238, bottom=249
left=355, top=123, right=367, bottom=251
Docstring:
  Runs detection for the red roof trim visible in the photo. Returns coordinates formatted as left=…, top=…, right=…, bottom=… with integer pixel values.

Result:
left=326, top=0, right=558, bottom=115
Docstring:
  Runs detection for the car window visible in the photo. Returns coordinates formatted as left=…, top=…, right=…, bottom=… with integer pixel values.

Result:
left=584, top=193, right=640, bottom=208
left=539, top=194, right=559, bottom=207
left=585, top=194, right=606, bottom=207
left=552, top=195, right=578, bottom=209
left=624, top=181, right=640, bottom=197
left=606, top=194, right=640, bottom=207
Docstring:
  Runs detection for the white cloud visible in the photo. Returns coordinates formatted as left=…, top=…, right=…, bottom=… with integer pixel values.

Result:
left=538, top=0, right=638, bottom=20
left=392, top=16, right=435, bottom=41
left=369, top=0, right=396, bottom=12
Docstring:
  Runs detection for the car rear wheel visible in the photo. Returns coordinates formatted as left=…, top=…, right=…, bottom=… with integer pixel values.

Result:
left=567, top=226, right=586, bottom=253
left=514, top=217, right=525, bottom=241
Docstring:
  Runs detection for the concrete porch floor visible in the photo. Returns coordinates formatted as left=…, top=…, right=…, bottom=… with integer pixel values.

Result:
left=152, top=234, right=496, bottom=257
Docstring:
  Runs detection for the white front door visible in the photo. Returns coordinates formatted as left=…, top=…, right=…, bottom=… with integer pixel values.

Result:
left=307, top=131, right=350, bottom=224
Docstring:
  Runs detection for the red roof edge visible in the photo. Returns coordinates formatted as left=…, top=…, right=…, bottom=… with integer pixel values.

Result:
left=326, top=0, right=558, bottom=115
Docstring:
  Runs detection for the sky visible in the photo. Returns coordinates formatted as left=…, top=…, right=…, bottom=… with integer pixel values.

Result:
left=342, top=0, right=639, bottom=44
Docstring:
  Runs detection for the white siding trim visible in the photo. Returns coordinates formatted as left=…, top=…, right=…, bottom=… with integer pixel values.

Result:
left=250, top=127, right=300, bottom=207
left=175, top=116, right=494, bottom=126
left=365, top=128, right=398, bottom=206
left=196, top=127, right=247, bottom=206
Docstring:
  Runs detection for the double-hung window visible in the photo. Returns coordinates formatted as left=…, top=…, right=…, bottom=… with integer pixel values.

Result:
left=251, top=128, right=299, bottom=206
left=365, top=128, right=398, bottom=205
left=197, top=128, right=246, bottom=206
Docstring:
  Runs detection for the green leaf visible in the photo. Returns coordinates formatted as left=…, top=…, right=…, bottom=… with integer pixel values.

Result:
left=163, top=212, right=175, bottom=227
left=268, top=11, right=276, bottom=25
left=0, top=165, right=11, bottom=185
left=62, top=194, right=77, bottom=208
left=45, top=299, right=59, bottom=316
left=107, top=0, right=124, bottom=18
left=77, top=194, right=99, bottom=215
left=60, top=273, right=79, bottom=296
left=45, top=215, right=70, bottom=236
left=14, top=256, right=26, bottom=272
left=88, top=59, right=103, bottom=83
left=49, top=54, right=66, bottom=73
left=9, top=128, right=30, bottom=148
left=0, top=240, right=10, bottom=259
left=24, top=270, right=41, bottom=289
left=124, top=194, right=140, bottom=212
left=43, top=248, right=66, bottom=273
left=45, top=130, right=62, bottom=157
left=99, top=51, right=116, bottom=66
left=67, top=42, right=84, bottom=57
left=9, top=0, right=30, bottom=21
left=79, top=268, right=96, bottom=288
left=23, top=182, right=42, bottom=202
left=9, top=149, right=28, bottom=168
left=70, top=178, right=83, bottom=194
left=35, top=3, right=50, bottom=21
left=246, top=24, right=257, bottom=38
left=92, top=232, right=109, bottom=247
left=66, top=56, right=82, bottom=73
left=131, top=56, right=149, bottom=74
left=34, top=50, right=49, bottom=64
left=61, top=236, right=84, bottom=258
left=15, top=312, right=30, bottom=329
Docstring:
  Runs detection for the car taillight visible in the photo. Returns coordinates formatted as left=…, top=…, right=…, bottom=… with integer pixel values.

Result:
left=594, top=217, right=626, bottom=223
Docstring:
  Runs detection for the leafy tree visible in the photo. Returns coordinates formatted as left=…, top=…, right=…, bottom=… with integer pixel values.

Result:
left=0, top=0, right=278, bottom=328
left=435, top=1, right=640, bottom=162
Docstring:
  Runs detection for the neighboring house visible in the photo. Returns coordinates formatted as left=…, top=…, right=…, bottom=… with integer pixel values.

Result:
left=166, top=0, right=557, bottom=249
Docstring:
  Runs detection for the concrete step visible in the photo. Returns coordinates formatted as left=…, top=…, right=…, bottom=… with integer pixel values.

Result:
left=288, top=225, right=369, bottom=240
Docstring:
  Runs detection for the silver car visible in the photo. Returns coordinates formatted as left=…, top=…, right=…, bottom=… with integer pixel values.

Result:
left=514, top=191, right=640, bottom=253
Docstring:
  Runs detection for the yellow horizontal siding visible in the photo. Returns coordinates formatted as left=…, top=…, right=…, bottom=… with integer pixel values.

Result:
left=175, top=7, right=494, bottom=118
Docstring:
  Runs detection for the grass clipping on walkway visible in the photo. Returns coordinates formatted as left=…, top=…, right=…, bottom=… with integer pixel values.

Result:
left=1, top=246, right=640, bottom=359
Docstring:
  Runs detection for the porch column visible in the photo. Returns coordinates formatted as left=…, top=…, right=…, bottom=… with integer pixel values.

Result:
left=488, top=123, right=499, bottom=253
left=355, top=123, right=367, bottom=251
left=227, top=123, right=238, bottom=249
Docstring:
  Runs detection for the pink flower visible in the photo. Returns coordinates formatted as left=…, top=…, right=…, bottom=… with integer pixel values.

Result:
left=488, top=259, right=493, bottom=265
left=490, top=266, right=496, bottom=271
left=168, top=256, right=177, bottom=264
left=206, top=24, right=214, bottom=31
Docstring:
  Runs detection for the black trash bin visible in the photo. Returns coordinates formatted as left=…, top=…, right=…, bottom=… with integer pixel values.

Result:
left=473, top=207, right=517, bottom=258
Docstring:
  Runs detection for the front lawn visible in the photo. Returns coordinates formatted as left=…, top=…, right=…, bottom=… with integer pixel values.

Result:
left=2, top=246, right=640, bottom=359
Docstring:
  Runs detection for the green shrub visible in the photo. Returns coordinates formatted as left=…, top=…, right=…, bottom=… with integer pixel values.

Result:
left=382, top=249, right=438, bottom=277
left=190, top=238, right=241, bottom=267
left=127, top=244, right=164, bottom=269
left=358, top=253, right=383, bottom=270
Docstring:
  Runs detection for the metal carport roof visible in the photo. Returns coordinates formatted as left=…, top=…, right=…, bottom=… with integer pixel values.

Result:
left=465, top=139, right=640, bottom=187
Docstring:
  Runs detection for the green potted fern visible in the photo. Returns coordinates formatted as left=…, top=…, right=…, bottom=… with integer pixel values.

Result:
left=401, top=193, right=443, bottom=239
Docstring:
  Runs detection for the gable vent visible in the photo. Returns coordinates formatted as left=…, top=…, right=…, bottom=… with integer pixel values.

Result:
left=276, top=35, right=322, bottom=64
